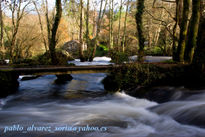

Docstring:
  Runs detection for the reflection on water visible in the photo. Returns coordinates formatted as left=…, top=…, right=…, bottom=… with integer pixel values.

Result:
left=0, top=73, right=205, bottom=137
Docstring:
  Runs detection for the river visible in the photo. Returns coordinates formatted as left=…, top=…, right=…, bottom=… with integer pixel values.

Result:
left=0, top=57, right=205, bottom=137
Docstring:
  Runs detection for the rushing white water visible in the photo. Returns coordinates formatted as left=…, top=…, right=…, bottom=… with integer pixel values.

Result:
left=68, top=57, right=113, bottom=66
left=129, top=56, right=172, bottom=63
left=151, top=89, right=205, bottom=128
left=1, top=73, right=205, bottom=137
left=68, top=56, right=172, bottom=66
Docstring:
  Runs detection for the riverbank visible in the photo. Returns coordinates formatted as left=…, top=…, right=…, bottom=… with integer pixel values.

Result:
left=103, top=63, right=205, bottom=102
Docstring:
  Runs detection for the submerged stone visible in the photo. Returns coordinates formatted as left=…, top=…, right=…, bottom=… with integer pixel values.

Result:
left=55, top=74, right=73, bottom=84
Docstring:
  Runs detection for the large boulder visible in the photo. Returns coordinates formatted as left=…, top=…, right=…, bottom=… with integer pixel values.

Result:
left=62, top=40, right=87, bottom=58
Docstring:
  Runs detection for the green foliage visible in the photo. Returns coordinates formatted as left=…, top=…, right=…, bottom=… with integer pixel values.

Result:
left=11, top=59, right=39, bottom=67
left=95, top=44, right=108, bottom=57
left=99, top=44, right=109, bottom=51
left=145, top=46, right=164, bottom=56
left=109, top=50, right=129, bottom=64
left=33, top=49, right=74, bottom=66
left=33, top=52, right=53, bottom=65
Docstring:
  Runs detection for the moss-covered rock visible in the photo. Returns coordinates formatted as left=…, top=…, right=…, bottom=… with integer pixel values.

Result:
left=103, top=63, right=205, bottom=94
left=103, top=63, right=193, bottom=92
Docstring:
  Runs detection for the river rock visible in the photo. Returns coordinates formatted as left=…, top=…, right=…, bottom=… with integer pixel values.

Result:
left=62, top=40, right=87, bottom=58
left=55, top=74, right=73, bottom=84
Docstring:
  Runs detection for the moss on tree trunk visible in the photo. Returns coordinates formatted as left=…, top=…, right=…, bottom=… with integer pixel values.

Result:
left=184, top=0, right=201, bottom=63
left=135, top=0, right=145, bottom=62
left=176, top=0, right=191, bottom=62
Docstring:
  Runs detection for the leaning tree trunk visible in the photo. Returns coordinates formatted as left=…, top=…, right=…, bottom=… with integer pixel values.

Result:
left=184, top=0, right=201, bottom=63
left=135, top=0, right=145, bottom=62
left=85, top=0, right=90, bottom=55
left=176, top=0, right=191, bottom=62
left=117, top=0, right=123, bottom=50
left=49, top=0, right=62, bottom=65
left=109, top=0, right=114, bottom=49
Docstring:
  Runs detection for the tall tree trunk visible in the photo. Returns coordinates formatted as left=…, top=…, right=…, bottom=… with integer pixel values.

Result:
left=44, top=0, right=51, bottom=47
left=172, top=0, right=183, bottom=61
left=178, top=0, right=184, bottom=27
left=176, top=0, right=191, bottom=62
left=153, top=8, right=164, bottom=46
left=79, top=0, right=85, bottom=62
left=109, top=0, right=114, bottom=49
left=192, top=14, right=205, bottom=72
left=92, top=10, right=96, bottom=37
left=0, top=1, right=3, bottom=50
left=184, top=0, right=201, bottom=63
left=135, top=0, right=145, bottom=62
left=122, top=0, right=129, bottom=53
left=49, top=0, right=62, bottom=65
left=117, top=0, right=123, bottom=50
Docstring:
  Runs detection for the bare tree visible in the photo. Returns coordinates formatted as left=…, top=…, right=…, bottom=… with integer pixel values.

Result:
left=89, top=0, right=108, bottom=61
left=4, top=0, right=31, bottom=62
left=116, top=0, right=123, bottom=49
left=79, top=0, right=85, bottom=61
left=122, top=0, right=130, bottom=52
left=33, top=1, right=48, bottom=52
